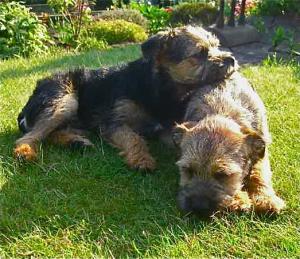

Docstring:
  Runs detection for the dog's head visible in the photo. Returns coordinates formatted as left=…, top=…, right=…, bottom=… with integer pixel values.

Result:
left=173, top=116, right=266, bottom=217
left=141, top=26, right=237, bottom=85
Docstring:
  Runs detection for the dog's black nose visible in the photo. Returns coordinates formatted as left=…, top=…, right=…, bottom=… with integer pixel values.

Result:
left=223, top=56, right=235, bottom=67
left=177, top=190, right=217, bottom=217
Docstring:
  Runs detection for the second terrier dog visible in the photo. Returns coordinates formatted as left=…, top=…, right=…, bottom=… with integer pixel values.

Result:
left=174, top=50, right=285, bottom=216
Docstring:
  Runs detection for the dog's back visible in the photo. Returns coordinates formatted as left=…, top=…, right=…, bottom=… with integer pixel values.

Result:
left=184, top=72, right=270, bottom=140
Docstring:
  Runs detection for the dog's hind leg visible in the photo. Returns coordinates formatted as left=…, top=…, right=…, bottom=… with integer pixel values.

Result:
left=109, top=125, right=156, bottom=171
left=246, top=150, right=286, bottom=214
left=14, top=93, right=78, bottom=161
left=49, top=128, right=94, bottom=149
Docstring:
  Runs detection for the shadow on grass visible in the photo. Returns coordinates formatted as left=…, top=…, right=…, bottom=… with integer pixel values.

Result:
left=0, top=129, right=288, bottom=257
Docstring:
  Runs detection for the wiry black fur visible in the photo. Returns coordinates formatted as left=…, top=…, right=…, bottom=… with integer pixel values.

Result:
left=18, top=58, right=192, bottom=136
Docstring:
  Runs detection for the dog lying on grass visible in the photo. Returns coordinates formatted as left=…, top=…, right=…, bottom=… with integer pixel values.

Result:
left=15, top=26, right=235, bottom=171
left=173, top=49, right=286, bottom=216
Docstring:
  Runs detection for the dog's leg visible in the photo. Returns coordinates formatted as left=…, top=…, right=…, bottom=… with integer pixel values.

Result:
left=49, top=128, right=94, bottom=148
left=109, top=125, right=156, bottom=171
left=246, top=150, right=285, bottom=214
left=105, top=99, right=158, bottom=171
left=14, top=93, right=78, bottom=161
left=220, top=190, right=252, bottom=212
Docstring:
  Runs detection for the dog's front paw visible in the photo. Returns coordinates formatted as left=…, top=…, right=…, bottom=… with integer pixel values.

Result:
left=120, top=151, right=156, bottom=171
left=14, top=143, right=37, bottom=161
left=252, top=194, right=286, bottom=214
left=222, top=191, right=253, bottom=212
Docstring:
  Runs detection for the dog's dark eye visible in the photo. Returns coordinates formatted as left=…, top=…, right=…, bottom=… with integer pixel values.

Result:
left=190, top=51, right=208, bottom=60
left=182, top=166, right=194, bottom=178
left=214, top=170, right=228, bottom=180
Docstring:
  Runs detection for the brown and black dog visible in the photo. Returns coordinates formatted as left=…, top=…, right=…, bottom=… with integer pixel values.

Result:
left=15, top=26, right=236, bottom=172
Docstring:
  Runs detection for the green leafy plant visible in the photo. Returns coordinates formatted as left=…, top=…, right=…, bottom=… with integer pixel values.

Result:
left=48, top=0, right=93, bottom=48
left=272, top=26, right=287, bottom=48
left=77, top=36, right=109, bottom=51
left=87, top=19, right=148, bottom=45
left=170, top=2, right=217, bottom=26
left=255, top=0, right=300, bottom=16
left=95, top=8, right=149, bottom=29
left=47, top=0, right=76, bottom=13
left=0, top=1, right=52, bottom=59
left=252, top=16, right=266, bottom=33
left=130, top=2, right=170, bottom=34
left=271, top=26, right=300, bottom=56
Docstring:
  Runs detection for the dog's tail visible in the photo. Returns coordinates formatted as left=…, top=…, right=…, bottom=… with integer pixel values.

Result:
left=17, top=77, right=54, bottom=133
left=17, top=112, right=29, bottom=133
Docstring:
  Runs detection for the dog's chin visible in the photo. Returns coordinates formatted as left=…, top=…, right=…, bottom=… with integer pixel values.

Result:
left=225, top=65, right=237, bottom=78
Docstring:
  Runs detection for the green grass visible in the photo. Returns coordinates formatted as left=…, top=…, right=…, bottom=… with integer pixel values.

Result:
left=0, top=46, right=299, bottom=257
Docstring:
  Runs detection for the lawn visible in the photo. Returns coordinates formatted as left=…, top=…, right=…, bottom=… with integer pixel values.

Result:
left=0, top=46, right=299, bottom=257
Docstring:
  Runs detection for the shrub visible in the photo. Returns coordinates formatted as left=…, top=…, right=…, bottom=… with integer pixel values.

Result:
left=255, top=0, right=300, bottom=16
left=16, top=0, right=46, bottom=3
left=130, top=3, right=171, bottom=34
left=77, top=36, right=109, bottom=51
left=94, top=9, right=149, bottom=29
left=170, top=2, right=218, bottom=26
left=0, top=1, right=52, bottom=59
left=88, top=19, right=148, bottom=45
left=48, top=0, right=92, bottom=48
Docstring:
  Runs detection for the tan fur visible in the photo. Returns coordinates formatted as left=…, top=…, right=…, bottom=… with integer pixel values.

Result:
left=14, top=143, right=37, bottom=161
left=246, top=151, right=286, bottom=214
left=175, top=71, right=285, bottom=215
left=112, top=99, right=156, bottom=132
left=166, top=57, right=205, bottom=85
left=110, top=125, right=156, bottom=170
left=220, top=191, right=252, bottom=212
left=50, top=128, right=94, bottom=147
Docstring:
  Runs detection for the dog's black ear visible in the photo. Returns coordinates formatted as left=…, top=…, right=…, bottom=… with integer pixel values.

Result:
left=141, top=34, right=166, bottom=60
left=172, top=121, right=197, bottom=146
left=242, top=127, right=266, bottom=159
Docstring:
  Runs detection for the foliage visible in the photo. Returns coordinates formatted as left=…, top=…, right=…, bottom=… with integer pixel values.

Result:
left=252, top=16, right=266, bottom=33
left=0, top=1, right=52, bottom=59
left=255, top=0, right=300, bottom=16
left=235, top=0, right=258, bottom=16
left=95, top=8, right=149, bottom=29
left=271, top=26, right=300, bottom=54
left=16, top=0, right=46, bottom=3
left=272, top=26, right=288, bottom=48
left=48, top=0, right=93, bottom=48
left=77, top=36, right=109, bottom=51
left=87, top=19, right=148, bottom=45
left=263, top=53, right=300, bottom=68
left=47, top=0, right=76, bottom=13
left=170, top=2, right=217, bottom=26
left=130, top=2, right=171, bottom=34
